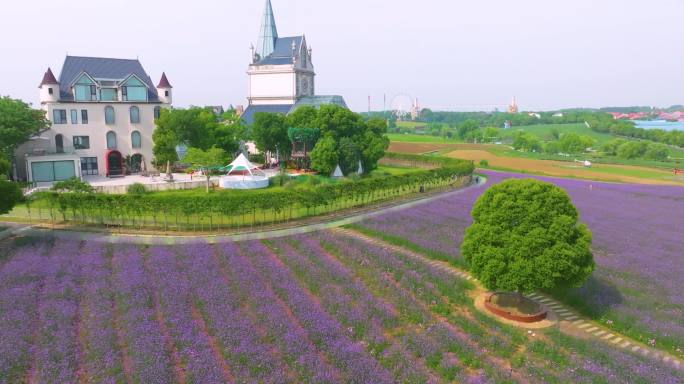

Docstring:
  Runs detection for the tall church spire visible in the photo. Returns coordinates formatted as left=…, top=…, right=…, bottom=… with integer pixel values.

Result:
left=256, top=0, right=278, bottom=59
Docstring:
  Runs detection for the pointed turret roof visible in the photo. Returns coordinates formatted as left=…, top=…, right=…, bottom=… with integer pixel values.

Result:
left=40, top=68, right=59, bottom=86
left=157, top=72, right=172, bottom=88
left=256, top=0, right=278, bottom=59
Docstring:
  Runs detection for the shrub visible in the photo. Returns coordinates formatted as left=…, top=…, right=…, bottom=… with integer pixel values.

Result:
left=51, top=177, right=94, bottom=193
left=461, top=179, right=594, bottom=294
left=0, top=180, right=23, bottom=215
left=127, top=183, right=148, bottom=195
left=479, top=159, right=489, bottom=167
left=269, top=174, right=291, bottom=187
left=0, top=158, right=10, bottom=178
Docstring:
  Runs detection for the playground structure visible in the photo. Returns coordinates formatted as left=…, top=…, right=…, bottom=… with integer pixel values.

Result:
left=219, top=154, right=269, bottom=189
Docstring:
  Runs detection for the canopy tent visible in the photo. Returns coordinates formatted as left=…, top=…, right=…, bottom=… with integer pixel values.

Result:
left=331, top=164, right=344, bottom=178
left=219, top=153, right=269, bottom=189
left=220, top=153, right=264, bottom=177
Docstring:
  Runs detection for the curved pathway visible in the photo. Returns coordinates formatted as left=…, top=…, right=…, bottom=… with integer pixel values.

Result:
left=0, top=178, right=488, bottom=245
left=332, top=227, right=684, bottom=373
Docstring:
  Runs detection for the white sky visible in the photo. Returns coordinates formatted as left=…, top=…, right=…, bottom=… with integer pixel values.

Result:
left=2, top=0, right=683, bottom=112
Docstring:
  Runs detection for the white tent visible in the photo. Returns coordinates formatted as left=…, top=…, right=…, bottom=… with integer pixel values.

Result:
left=331, top=164, right=344, bottom=178
left=224, top=153, right=263, bottom=177
left=219, top=153, right=269, bottom=189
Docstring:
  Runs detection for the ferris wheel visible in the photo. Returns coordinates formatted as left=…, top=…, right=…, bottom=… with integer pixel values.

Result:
left=390, top=93, right=414, bottom=119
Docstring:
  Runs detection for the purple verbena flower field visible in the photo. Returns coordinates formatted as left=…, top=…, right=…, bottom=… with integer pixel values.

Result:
left=1, top=222, right=682, bottom=382
left=360, top=169, right=684, bottom=355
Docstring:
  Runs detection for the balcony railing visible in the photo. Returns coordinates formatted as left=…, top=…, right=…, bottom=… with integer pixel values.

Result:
left=26, top=145, right=80, bottom=157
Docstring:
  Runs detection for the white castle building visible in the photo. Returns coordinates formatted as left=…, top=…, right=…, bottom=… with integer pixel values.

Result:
left=241, top=0, right=348, bottom=124
left=14, top=56, right=172, bottom=182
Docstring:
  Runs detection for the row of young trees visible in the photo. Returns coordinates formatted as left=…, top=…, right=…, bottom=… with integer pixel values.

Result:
left=32, top=154, right=474, bottom=229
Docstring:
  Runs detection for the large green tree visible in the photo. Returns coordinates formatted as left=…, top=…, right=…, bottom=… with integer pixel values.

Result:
left=296, top=106, right=389, bottom=174
left=152, top=110, right=179, bottom=167
left=252, top=112, right=291, bottom=159
left=461, top=179, right=594, bottom=294
left=0, top=96, right=50, bottom=162
left=309, top=135, right=339, bottom=175
left=154, top=107, right=241, bottom=157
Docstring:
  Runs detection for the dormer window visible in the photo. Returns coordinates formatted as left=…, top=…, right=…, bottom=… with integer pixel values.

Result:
left=74, top=73, right=98, bottom=101
left=121, top=75, right=148, bottom=101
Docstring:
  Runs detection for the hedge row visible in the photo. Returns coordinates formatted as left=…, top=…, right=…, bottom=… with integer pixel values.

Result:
left=32, top=153, right=474, bottom=228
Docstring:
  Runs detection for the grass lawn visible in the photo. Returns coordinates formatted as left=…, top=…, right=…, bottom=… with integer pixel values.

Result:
left=396, top=121, right=428, bottom=129
left=375, top=165, right=420, bottom=175
left=387, top=133, right=459, bottom=143
left=501, top=123, right=615, bottom=144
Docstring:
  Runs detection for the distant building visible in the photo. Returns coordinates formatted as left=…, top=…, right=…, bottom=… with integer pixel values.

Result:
left=15, top=56, right=172, bottom=182
left=410, top=98, right=421, bottom=120
left=207, top=106, right=225, bottom=115
left=242, top=0, right=347, bottom=124
left=507, top=97, right=519, bottom=114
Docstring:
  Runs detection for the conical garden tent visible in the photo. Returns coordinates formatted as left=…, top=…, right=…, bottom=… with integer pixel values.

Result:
left=219, top=154, right=270, bottom=189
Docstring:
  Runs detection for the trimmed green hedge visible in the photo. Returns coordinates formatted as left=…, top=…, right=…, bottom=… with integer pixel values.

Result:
left=30, top=153, right=474, bottom=230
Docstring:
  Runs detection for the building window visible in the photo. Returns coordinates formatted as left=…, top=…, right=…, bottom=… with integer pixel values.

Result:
left=106, top=131, right=117, bottom=149
left=73, top=136, right=90, bottom=150
left=81, top=110, right=88, bottom=124
left=154, top=106, right=161, bottom=120
left=100, top=88, right=117, bottom=101
left=90, top=85, right=97, bottom=100
left=131, top=131, right=142, bottom=149
left=55, top=134, right=64, bottom=153
left=48, top=88, right=53, bottom=95
left=129, top=106, right=140, bottom=124
left=81, top=157, right=98, bottom=176
left=105, top=106, right=115, bottom=124
left=70, top=109, right=78, bottom=124
left=53, top=109, right=67, bottom=124
left=165, top=90, right=169, bottom=97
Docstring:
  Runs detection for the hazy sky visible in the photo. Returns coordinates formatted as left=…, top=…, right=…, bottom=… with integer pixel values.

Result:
left=3, top=0, right=683, bottom=112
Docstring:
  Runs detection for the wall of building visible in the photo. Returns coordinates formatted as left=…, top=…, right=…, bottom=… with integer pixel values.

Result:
left=248, top=69, right=297, bottom=105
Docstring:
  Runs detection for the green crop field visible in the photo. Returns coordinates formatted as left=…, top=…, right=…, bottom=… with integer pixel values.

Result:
left=387, top=133, right=457, bottom=143
left=501, top=123, right=615, bottom=144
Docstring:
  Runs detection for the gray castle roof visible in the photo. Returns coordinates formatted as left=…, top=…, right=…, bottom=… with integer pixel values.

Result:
left=57, top=56, right=159, bottom=102
left=256, top=36, right=304, bottom=66
left=242, top=95, right=349, bottom=124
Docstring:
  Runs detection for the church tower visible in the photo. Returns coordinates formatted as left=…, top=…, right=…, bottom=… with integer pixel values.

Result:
left=246, top=0, right=315, bottom=108
left=256, top=0, right=278, bottom=60
left=242, top=0, right=347, bottom=124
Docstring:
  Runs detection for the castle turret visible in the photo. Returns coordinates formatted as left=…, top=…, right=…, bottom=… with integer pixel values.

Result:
left=39, top=68, right=60, bottom=104
left=156, top=72, right=173, bottom=104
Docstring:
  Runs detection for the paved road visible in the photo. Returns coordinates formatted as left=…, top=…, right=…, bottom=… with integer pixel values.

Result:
left=0, top=177, right=487, bottom=245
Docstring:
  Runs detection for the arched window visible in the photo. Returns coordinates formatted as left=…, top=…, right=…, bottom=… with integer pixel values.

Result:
left=106, top=131, right=117, bottom=149
left=154, top=106, right=161, bottom=121
left=105, top=106, right=115, bottom=125
left=131, top=131, right=142, bottom=149
left=55, top=134, right=64, bottom=153
left=129, top=106, right=140, bottom=124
